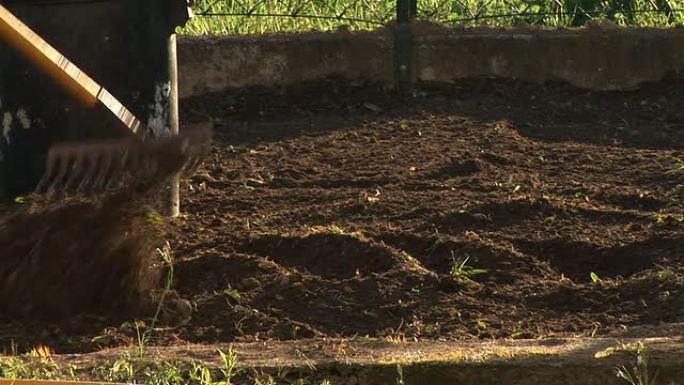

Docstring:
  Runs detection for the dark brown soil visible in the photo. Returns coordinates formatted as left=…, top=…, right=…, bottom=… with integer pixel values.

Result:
left=0, top=193, right=164, bottom=320
left=3, top=77, right=684, bottom=354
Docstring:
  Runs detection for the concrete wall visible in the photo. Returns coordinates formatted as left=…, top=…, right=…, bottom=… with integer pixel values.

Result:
left=178, top=30, right=394, bottom=98
left=178, top=24, right=684, bottom=98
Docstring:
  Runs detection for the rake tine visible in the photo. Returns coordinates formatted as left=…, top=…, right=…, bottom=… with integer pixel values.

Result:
left=180, top=139, right=202, bottom=167
left=167, top=138, right=191, bottom=174
left=91, top=146, right=114, bottom=191
left=133, top=151, right=149, bottom=179
left=127, top=146, right=143, bottom=177
left=143, top=154, right=160, bottom=179
left=184, top=153, right=204, bottom=176
left=194, top=145, right=211, bottom=168
left=63, top=149, right=88, bottom=191
left=33, top=122, right=213, bottom=196
left=74, top=150, right=101, bottom=192
left=35, top=149, right=59, bottom=193
left=185, top=144, right=205, bottom=172
left=46, top=150, right=73, bottom=194
left=105, top=145, right=131, bottom=190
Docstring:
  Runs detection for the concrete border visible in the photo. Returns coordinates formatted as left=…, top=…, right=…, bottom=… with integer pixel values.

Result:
left=178, top=30, right=394, bottom=98
left=177, top=25, right=684, bottom=98
left=16, top=337, right=680, bottom=385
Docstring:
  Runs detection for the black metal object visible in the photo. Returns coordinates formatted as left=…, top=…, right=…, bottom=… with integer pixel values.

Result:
left=394, top=0, right=417, bottom=84
left=0, top=0, right=190, bottom=199
left=396, top=0, right=417, bottom=22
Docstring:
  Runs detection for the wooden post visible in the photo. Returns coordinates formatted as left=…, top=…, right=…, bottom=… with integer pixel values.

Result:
left=168, top=33, right=180, bottom=218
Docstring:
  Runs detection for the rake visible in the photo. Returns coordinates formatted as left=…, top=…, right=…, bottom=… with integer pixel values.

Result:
left=34, top=123, right=212, bottom=195
left=0, top=4, right=211, bottom=196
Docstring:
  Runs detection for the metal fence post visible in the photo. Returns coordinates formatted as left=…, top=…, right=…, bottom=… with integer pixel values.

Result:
left=394, top=0, right=417, bottom=84
left=168, top=33, right=181, bottom=218
left=396, top=0, right=417, bottom=22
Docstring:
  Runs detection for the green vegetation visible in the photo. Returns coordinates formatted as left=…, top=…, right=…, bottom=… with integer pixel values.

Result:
left=615, top=342, right=659, bottom=385
left=590, top=271, right=601, bottom=283
left=223, top=284, right=242, bottom=303
left=666, top=156, right=684, bottom=176
left=596, top=341, right=664, bottom=385
left=449, top=252, right=488, bottom=281
left=182, top=0, right=394, bottom=35
left=0, top=339, right=676, bottom=385
left=0, top=348, right=337, bottom=385
left=135, top=245, right=176, bottom=358
left=181, top=0, right=684, bottom=35
left=0, top=349, right=250, bottom=385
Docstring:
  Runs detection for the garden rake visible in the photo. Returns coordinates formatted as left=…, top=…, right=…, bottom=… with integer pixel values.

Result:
left=35, top=125, right=211, bottom=194
left=0, top=4, right=211, bottom=196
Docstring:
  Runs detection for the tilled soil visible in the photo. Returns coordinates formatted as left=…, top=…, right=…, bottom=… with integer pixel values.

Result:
left=3, top=77, right=684, bottom=353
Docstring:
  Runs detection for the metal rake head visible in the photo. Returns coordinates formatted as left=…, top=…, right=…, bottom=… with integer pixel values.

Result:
left=34, top=123, right=212, bottom=195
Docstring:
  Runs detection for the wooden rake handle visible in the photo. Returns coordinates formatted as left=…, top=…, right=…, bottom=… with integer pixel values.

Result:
left=0, top=4, right=143, bottom=135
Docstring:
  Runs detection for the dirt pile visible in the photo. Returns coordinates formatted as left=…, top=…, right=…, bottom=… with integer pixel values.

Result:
left=0, top=123, right=213, bottom=321
left=170, top=77, right=684, bottom=344
left=0, top=190, right=167, bottom=320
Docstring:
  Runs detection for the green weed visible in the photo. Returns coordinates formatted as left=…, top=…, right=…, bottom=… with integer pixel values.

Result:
left=590, top=272, right=601, bottom=284
left=321, top=224, right=368, bottom=242
left=0, top=356, right=59, bottom=380
left=218, top=348, right=243, bottom=383
left=1, top=350, right=243, bottom=385
left=134, top=244, right=176, bottom=358
left=146, top=209, right=165, bottom=225
left=615, top=342, right=659, bottom=385
left=450, top=252, right=488, bottom=281
left=106, top=354, right=136, bottom=383
left=224, top=284, right=242, bottom=303
left=396, top=364, right=405, bottom=385
left=654, top=264, right=675, bottom=280
left=666, top=157, right=684, bottom=177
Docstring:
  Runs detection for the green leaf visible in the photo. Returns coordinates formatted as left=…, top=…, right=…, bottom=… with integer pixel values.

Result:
left=145, top=210, right=164, bottom=225
left=590, top=272, right=601, bottom=283
left=224, top=285, right=241, bottom=301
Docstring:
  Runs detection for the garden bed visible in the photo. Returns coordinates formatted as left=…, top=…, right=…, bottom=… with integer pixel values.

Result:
left=2, top=77, right=684, bottom=354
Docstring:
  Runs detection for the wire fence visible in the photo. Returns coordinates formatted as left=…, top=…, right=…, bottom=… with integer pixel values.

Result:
left=183, top=0, right=396, bottom=35
left=420, top=0, right=684, bottom=27
left=182, top=0, right=684, bottom=34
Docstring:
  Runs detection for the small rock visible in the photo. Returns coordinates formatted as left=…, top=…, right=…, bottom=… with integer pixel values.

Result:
left=240, top=277, right=261, bottom=290
left=173, top=299, right=194, bottom=320
left=586, top=19, right=619, bottom=30
left=162, top=298, right=194, bottom=325
left=278, top=276, right=291, bottom=287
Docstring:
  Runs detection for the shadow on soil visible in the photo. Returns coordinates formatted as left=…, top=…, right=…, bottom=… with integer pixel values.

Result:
left=182, top=76, right=684, bottom=151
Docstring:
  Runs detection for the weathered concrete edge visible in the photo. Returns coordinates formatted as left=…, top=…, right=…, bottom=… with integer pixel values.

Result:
left=177, top=27, right=684, bottom=98
left=414, top=28, right=684, bottom=91
left=177, top=30, right=394, bottom=99
left=34, top=337, right=684, bottom=385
